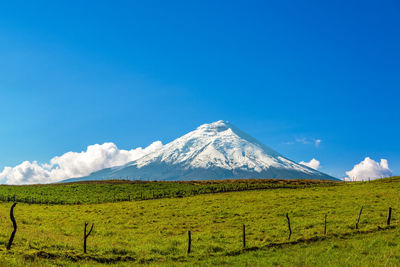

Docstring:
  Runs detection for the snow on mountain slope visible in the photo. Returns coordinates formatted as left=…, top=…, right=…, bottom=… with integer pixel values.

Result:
left=64, top=121, right=337, bottom=182
left=132, top=121, right=312, bottom=173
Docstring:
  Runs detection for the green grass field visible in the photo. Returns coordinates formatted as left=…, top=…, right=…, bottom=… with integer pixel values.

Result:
left=0, top=177, right=399, bottom=266
left=0, top=178, right=335, bottom=204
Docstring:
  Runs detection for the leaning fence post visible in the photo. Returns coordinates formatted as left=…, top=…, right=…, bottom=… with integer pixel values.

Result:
left=83, top=222, right=94, bottom=253
left=286, top=213, right=292, bottom=240
left=324, top=214, right=327, bottom=235
left=356, top=206, right=363, bottom=229
left=187, top=230, right=191, bottom=254
left=242, top=224, right=246, bottom=248
left=6, top=203, right=17, bottom=250
left=387, top=207, right=392, bottom=226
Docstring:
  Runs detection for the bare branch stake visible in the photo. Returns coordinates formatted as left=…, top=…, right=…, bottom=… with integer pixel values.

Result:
left=387, top=207, right=392, bottom=226
left=242, top=224, right=246, bottom=248
left=356, top=206, right=363, bottom=230
left=6, top=203, right=17, bottom=250
left=83, top=222, right=94, bottom=253
left=286, top=213, right=292, bottom=240
left=187, top=230, right=191, bottom=254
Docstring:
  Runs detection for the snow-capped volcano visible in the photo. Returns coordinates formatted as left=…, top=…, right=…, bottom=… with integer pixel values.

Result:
left=64, top=121, right=337, bottom=182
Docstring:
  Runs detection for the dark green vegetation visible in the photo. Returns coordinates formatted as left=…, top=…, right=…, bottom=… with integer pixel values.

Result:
left=0, top=178, right=337, bottom=204
left=0, top=177, right=399, bottom=266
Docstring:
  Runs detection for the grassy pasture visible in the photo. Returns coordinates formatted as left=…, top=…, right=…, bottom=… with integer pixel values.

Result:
left=0, top=177, right=398, bottom=266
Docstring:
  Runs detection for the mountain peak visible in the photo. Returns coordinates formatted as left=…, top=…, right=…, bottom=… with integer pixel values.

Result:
left=65, top=121, right=338, bottom=182
left=196, top=120, right=232, bottom=132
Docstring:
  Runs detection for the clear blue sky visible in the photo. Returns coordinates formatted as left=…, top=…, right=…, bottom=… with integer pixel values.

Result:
left=0, top=0, right=399, bottom=178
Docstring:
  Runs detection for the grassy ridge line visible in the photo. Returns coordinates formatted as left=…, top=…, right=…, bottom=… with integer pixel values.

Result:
left=0, top=178, right=338, bottom=205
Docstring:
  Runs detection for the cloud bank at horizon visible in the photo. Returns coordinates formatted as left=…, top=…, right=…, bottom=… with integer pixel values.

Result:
left=1, top=143, right=394, bottom=185
left=0, top=141, right=163, bottom=185
left=345, top=157, right=392, bottom=181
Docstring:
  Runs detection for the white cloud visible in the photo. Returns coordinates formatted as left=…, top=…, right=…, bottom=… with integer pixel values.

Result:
left=295, top=137, right=309, bottom=145
left=345, top=157, right=392, bottom=181
left=0, top=141, right=163, bottom=185
left=300, top=158, right=320, bottom=170
left=315, top=139, right=322, bottom=147
left=291, top=138, right=322, bottom=147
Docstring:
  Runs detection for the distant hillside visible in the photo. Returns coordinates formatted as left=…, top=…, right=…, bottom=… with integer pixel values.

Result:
left=0, top=178, right=338, bottom=204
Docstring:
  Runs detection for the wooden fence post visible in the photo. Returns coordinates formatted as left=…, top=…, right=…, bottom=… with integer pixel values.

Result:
left=286, top=213, right=292, bottom=240
left=187, top=230, right=191, bottom=254
left=6, top=203, right=17, bottom=250
left=324, top=214, right=327, bottom=235
left=242, top=224, right=246, bottom=248
left=387, top=207, right=392, bottom=226
left=83, top=222, right=94, bottom=253
left=356, top=206, right=363, bottom=229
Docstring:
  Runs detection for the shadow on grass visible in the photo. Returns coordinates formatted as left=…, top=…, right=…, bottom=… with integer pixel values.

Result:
left=12, top=225, right=397, bottom=265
